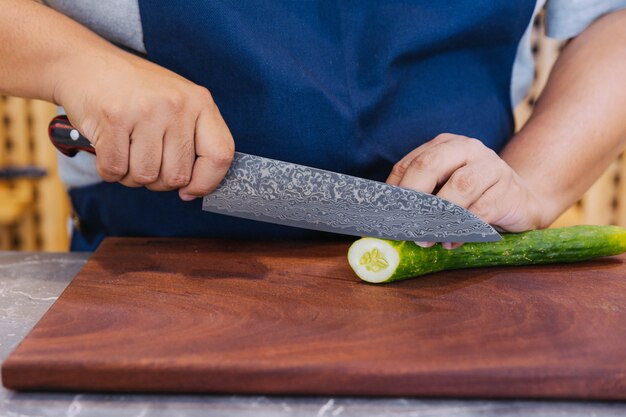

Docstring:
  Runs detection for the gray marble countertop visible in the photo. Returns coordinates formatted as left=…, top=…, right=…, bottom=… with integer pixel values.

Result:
left=1, top=251, right=625, bottom=417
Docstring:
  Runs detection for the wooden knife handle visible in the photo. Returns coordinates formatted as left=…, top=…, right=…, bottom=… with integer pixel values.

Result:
left=48, top=115, right=95, bottom=157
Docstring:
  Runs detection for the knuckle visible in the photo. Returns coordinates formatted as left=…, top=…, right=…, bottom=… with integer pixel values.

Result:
left=165, top=90, right=185, bottom=113
left=451, top=169, right=476, bottom=193
left=118, top=178, right=140, bottom=188
left=98, top=163, right=127, bottom=180
left=208, top=144, right=235, bottom=168
left=135, top=98, right=154, bottom=118
left=165, top=174, right=191, bottom=188
left=390, top=161, right=409, bottom=179
left=408, top=155, right=436, bottom=172
left=188, top=185, right=213, bottom=197
left=132, top=172, right=159, bottom=185
left=95, top=147, right=128, bottom=179
left=101, top=105, right=126, bottom=125
left=465, top=137, right=485, bottom=151
left=195, top=87, right=217, bottom=109
left=195, top=86, right=213, bottom=102
left=433, top=133, right=455, bottom=143
left=131, top=154, right=162, bottom=184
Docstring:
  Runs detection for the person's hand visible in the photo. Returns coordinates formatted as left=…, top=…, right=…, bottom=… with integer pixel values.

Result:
left=387, top=133, right=544, bottom=249
left=53, top=51, right=234, bottom=201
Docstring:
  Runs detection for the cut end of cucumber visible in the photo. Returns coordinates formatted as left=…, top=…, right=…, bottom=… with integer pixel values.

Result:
left=348, top=238, right=400, bottom=283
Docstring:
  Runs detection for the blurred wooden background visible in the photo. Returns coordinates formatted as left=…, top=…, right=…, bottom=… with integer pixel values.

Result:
left=0, top=13, right=624, bottom=252
left=0, top=97, right=70, bottom=251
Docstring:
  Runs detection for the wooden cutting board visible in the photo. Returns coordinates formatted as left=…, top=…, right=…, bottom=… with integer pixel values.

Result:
left=3, top=237, right=626, bottom=398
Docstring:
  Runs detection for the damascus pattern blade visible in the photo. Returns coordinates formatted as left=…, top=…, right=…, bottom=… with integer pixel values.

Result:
left=202, top=153, right=501, bottom=242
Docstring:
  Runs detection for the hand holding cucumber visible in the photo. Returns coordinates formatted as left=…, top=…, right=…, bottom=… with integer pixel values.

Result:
left=387, top=133, right=544, bottom=250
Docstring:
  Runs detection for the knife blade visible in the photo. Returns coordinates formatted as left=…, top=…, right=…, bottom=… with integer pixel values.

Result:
left=49, top=115, right=501, bottom=242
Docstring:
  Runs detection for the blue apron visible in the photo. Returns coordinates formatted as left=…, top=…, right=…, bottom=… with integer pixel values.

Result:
left=69, top=0, right=535, bottom=251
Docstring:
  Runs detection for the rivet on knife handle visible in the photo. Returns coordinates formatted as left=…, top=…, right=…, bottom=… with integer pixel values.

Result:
left=48, top=115, right=95, bottom=157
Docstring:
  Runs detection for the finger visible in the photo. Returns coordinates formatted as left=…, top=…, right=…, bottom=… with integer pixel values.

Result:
left=442, top=242, right=464, bottom=250
left=146, top=117, right=195, bottom=192
left=468, top=178, right=536, bottom=233
left=179, top=107, right=235, bottom=200
left=120, top=122, right=164, bottom=188
left=93, top=124, right=130, bottom=182
left=435, top=163, right=500, bottom=208
left=387, top=146, right=428, bottom=186
left=163, top=120, right=195, bottom=188
left=414, top=241, right=436, bottom=248
left=386, top=134, right=466, bottom=186
left=396, top=141, right=469, bottom=194
left=467, top=180, right=509, bottom=228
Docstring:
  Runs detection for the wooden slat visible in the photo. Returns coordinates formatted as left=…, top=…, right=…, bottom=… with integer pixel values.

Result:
left=582, top=161, right=618, bottom=225
left=552, top=205, right=583, bottom=229
left=618, top=153, right=626, bottom=227
left=0, top=96, right=6, bottom=166
left=514, top=14, right=562, bottom=130
left=5, top=97, right=30, bottom=165
left=31, top=100, right=70, bottom=251
left=0, top=97, right=11, bottom=247
left=5, top=97, right=36, bottom=250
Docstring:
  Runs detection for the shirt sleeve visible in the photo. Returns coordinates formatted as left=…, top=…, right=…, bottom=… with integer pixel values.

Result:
left=546, top=0, right=626, bottom=39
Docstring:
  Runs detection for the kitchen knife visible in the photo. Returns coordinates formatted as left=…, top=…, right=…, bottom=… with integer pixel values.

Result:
left=48, top=115, right=501, bottom=242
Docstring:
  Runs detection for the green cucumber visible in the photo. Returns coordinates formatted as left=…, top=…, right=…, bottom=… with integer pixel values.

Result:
left=348, top=225, right=626, bottom=284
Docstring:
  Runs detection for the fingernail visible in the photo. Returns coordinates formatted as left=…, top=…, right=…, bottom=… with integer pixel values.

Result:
left=414, top=241, right=436, bottom=248
left=442, top=242, right=453, bottom=250
left=180, top=193, right=197, bottom=201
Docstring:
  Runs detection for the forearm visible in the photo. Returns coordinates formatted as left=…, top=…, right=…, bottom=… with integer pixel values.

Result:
left=0, top=0, right=126, bottom=102
left=501, top=8, right=626, bottom=227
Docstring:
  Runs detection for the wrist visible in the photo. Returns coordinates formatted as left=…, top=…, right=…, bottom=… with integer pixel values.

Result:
left=519, top=174, right=566, bottom=229
left=51, top=47, right=128, bottom=107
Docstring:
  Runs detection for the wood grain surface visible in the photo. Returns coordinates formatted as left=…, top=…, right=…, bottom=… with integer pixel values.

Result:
left=2, top=237, right=626, bottom=398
